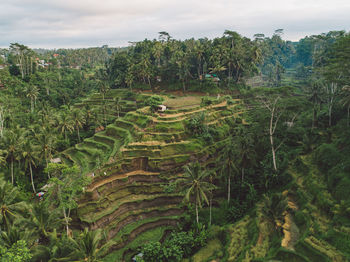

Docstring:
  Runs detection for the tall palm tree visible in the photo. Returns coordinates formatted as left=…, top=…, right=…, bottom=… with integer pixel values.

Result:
left=35, top=128, right=55, bottom=178
left=71, top=228, right=105, bottom=262
left=219, top=137, right=238, bottom=204
left=21, top=140, right=38, bottom=193
left=308, top=81, right=323, bottom=129
left=56, top=112, right=74, bottom=141
left=25, top=85, right=39, bottom=113
left=2, top=129, right=23, bottom=185
left=0, top=178, right=27, bottom=230
left=22, top=202, right=62, bottom=242
left=31, top=230, right=77, bottom=262
left=177, top=162, right=216, bottom=224
left=70, top=109, right=85, bottom=143
left=114, top=97, right=122, bottom=118
left=260, top=193, right=288, bottom=231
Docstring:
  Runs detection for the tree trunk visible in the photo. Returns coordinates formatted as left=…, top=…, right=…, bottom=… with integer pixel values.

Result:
left=241, top=167, right=245, bottom=183
left=270, top=134, right=277, bottom=171
left=63, top=209, right=70, bottom=237
left=347, top=105, right=350, bottom=127
left=11, top=158, right=14, bottom=185
left=312, top=106, right=317, bottom=129
left=182, top=79, right=186, bottom=94
left=31, top=98, right=34, bottom=113
left=147, top=76, right=152, bottom=91
left=77, top=125, right=80, bottom=143
left=209, top=196, right=212, bottom=226
left=195, top=203, right=199, bottom=224
left=227, top=175, right=231, bottom=203
left=29, top=162, right=36, bottom=193
left=328, top=104, right=332, bottom=127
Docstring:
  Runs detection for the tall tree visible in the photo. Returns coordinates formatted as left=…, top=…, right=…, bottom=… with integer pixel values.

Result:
left=219, top=137, right=238, bottom=203
left=21, top=140, right=38, bottom=193
left=177, top=162, right=215, bottom=224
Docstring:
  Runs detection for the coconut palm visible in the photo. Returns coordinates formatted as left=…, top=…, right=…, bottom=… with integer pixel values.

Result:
left=0, top=178, right=28, bottom=230
left=25, top=85, right=39, bottom=113
left=114, top=97, right=122, bottom=118
left=308, top=81, right=323, bottom=128
left=260, top=193, right=288, bottom=231
left=70, top=109, right=85, bottom=143
left=22, top=202, right=62, bottom=242
left=21, top=140, right=38, bottom=193
left=178, top=162, right=216, bottom=224
left=2, top=128, right=23, bottom=185
left=219, top=137, right=239, bottom=204
left=0, top=224, right=32, bottom=248
left=31, top=229, right=77, bottom=262
left=35, top=128, right=55, bottom=178
left=71, top=228, right=105, bottom=262
left=56, top=112, right=74, bottom=141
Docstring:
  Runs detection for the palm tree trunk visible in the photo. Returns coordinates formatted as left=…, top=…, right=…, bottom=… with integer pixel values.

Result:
left=196, top=203, right=199, bottom=224
left=63, top=209, right=70, bottom=237
left=241, top=168, right=245, bottom=183
left=31, top=98, right=34, bottom=113
left=209, top=196, right=212, bottom=226
left=347, top=105, right=350, bottom=127
left=11, top=158, right=14, bottom=185
left=30, top=163, right=36, bottom=193
left=227, top=175, right=231, bottom=203
left=77, top=125, right=80, bottom=143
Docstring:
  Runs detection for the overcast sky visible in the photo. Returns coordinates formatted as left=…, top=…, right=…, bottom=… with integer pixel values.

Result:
left=0, top=0, right=349, bottom=49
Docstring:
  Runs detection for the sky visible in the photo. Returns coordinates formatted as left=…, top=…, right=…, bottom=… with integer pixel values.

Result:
left=0, top=0, right=349, bottom=49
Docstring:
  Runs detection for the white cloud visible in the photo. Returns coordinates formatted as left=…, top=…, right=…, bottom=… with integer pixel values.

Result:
left=0, top=0, right=349, bottom=48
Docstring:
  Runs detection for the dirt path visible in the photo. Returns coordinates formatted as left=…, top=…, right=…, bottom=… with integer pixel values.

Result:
left=281, top=194, right=300, bottom=250
left=160, top=101, right=227, bottom=119
left=88, top=170, right=159, bottom=192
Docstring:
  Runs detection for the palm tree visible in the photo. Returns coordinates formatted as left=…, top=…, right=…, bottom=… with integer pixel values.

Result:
left=219, top=137, right=238, bottom=204
left=22, top=140, right=38, bottom=193
left=31, top=230, right=77, bottom=262
left=22, top=202, right=62, bottom=242
left=177, top=162, right=216, bottom=224
left=2, top=129, right=23, bottom=185
left=308, top=81, right=323, bottom=128
left=0, top=178, right=27, bottom=230
left=98, top=80, right=110, bottom=101
left=35, top=128, right=55, bottom=178
left=70, top=109, right=85, bottom=143
left=0, top=225, right=32, bottom=248
left=114, top=97, right=122, bottom=118
left=25, top=85, right=39, bottom=113
left=71, top=228, right=105, bottom=262
left=56, top=112, right=74, bottom=141
left=234, top=128, right=256, bottom=183
left=260, top=193, right=288, bottom=232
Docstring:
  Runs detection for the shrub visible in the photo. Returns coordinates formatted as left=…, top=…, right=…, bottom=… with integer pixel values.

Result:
left=144, top=95, right=164, bottom=112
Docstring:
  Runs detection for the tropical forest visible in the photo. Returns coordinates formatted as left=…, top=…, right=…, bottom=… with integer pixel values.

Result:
left=0, top=29, right=349, bottom=262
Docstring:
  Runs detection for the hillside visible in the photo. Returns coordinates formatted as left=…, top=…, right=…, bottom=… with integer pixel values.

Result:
left=57, top=90, right=244, bottom=260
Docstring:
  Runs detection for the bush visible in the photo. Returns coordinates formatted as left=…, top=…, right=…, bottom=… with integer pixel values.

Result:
left=313, top=143, right=341, bottom=173
left=144, top=95, right=164, bottom=112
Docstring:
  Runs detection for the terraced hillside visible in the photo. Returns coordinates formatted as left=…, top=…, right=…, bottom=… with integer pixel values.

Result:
left=191, top=155, right=350, bottom=262
left=61, top=93, right=245, bottom=260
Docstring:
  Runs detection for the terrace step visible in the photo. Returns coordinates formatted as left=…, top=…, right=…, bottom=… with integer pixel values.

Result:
left=88, top=170, right=160, bottom=192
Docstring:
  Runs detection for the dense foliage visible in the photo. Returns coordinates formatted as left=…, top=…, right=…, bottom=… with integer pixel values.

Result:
left=0, top=29, right=349, bottom=261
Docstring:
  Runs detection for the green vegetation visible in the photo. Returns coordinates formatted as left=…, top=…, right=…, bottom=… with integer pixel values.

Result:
left=0, top=29, right=349, bottom=262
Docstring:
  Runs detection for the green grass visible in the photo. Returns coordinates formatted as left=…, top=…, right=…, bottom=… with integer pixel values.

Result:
left=103, top=226, right=171, bottom=262
left=191, top=238, right=223, bottom=262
